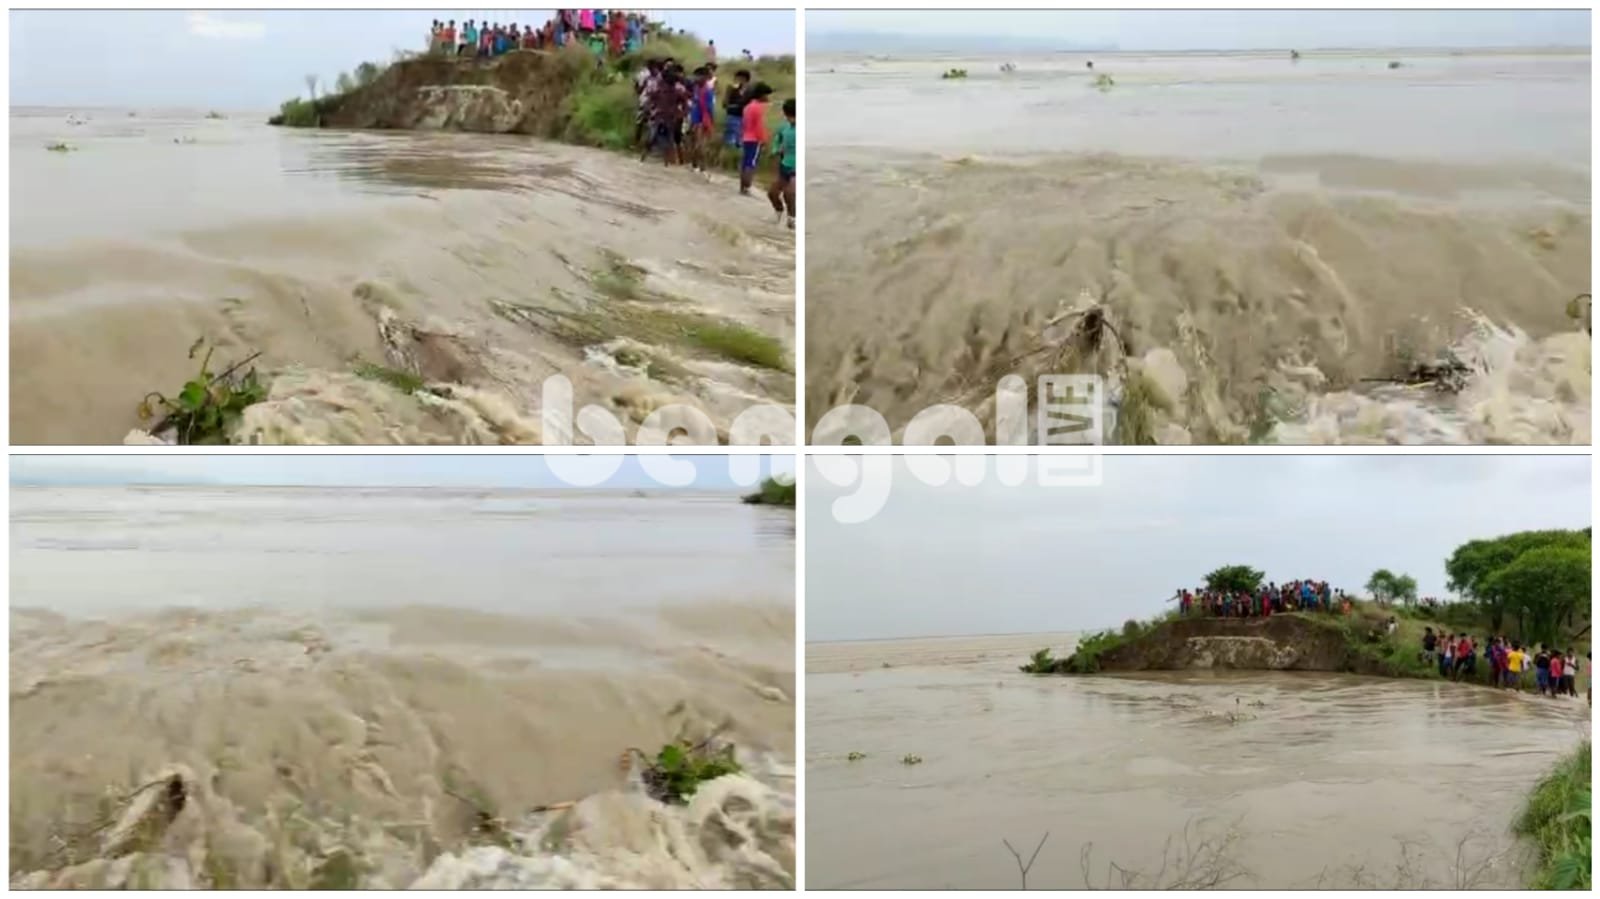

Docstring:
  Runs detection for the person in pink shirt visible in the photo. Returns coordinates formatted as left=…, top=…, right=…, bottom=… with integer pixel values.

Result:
left=738, top=83, right=773, bottom=195
left=580, top=8, right=595, bottom=33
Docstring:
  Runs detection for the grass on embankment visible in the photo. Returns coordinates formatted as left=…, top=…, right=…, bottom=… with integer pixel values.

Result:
left=1515, top=740, right=1591, bottom=890
left=1038, top=599, right=1590, bottom=689
left=563, top=33, right=795, bottom=174
left=741, top=477, right=794, bottom=507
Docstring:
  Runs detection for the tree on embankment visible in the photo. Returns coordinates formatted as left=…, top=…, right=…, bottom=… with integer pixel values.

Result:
left=1446, top=529, right=1591, bottom=644
left=1203, top=564, right=1264, bottom=594
left=1365, top=569, right=1418, bottom=605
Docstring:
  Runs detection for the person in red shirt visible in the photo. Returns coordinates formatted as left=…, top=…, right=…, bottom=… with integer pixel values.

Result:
left=1454, top=635, right=1472, bottom=680
left=608, top=10, right=626, bottom=56
left=738, top=83, right=773, bottom=194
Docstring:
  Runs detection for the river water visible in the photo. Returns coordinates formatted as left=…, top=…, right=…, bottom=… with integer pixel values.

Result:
left=805, top=48, right=1591, bottom=444
left=11, top=108, right=795, bottom=445
left=806, top=633, right=1590, bottom=889
left=10, top=486, right=796, bottom=888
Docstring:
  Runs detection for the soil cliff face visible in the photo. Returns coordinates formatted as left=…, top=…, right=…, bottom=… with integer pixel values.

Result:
left=317, top=51, right=589, bottom=135
left=1088, top=615, right=1389, bottom=674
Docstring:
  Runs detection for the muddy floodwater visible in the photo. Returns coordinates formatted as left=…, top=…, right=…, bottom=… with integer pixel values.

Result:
left=11, top=109, right=794, bottom=444
left=11, top=486, right=796, bottom=888
left=806, top=49, right=1590, bottom=444
left=806, top=633, right=1590, bottom=889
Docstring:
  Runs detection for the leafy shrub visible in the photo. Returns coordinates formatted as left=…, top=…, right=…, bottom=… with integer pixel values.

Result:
left=137, top=341, right=266, bottom=444
left=641, top=741, right=741, bottom=804
left=1020, top=648, right=1056, bottom=674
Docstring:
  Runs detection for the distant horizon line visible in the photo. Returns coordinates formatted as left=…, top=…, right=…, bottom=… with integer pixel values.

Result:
left=807, top=33, right=1592, bottom=54
left=10, top=481, right=748, bottom=491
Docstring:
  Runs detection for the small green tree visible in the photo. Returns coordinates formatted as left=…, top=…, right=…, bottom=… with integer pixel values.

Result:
left=355, top=61, right=382, bottom=87
left=335, top=71, right=355, bottom=95
left=1204, top=565, right=1264, bottom=594
left=303, top=73, right=319, bottom=100
left=1367, top=569, right=1419, bottom=605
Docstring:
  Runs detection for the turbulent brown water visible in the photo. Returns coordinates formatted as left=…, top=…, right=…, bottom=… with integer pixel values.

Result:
left=805, top=49, right=1591, bottom=444
left=10, top=108, right=794, bottom=445
left=807, top=633, right=1590, bottom=889
left=10, top=487, right=796, bottom=888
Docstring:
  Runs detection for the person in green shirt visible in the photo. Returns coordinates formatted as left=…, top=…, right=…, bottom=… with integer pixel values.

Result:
left=767, top=98, right=796, bottom=230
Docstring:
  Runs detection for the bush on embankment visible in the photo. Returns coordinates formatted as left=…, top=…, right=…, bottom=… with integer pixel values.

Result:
left=1515, top=740, right=1591, bottom=890
left=741, top=476, right=795, bottom=508
left=1043, top=603, right=1457, bottom=678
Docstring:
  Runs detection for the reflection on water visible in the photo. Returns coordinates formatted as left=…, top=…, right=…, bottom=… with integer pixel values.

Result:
left=806, top=634, right=1589, bottom=889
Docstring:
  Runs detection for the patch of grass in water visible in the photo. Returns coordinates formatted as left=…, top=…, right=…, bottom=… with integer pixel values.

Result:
left=1115, top=370, right=1166, bottom=445
left=309, top=849, right=361, bottom=890
left=685, top=320, right=789, bottom=371
left=352, top=360, right=425, bottom=394
left=591, top=250, right=648, bottom=301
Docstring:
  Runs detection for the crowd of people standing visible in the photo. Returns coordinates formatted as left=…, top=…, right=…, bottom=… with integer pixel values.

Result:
left=1176, top=580, right=1348, bottom=619
left=428, top=11, right=652, bottom=59
left=634, top=58, right=795, bottom=229
left=423, top=12, right=795, bottom=228
left=1424, top=629, right=1584, bottom=697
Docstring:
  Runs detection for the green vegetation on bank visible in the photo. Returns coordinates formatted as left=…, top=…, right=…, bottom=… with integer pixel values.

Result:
left=565, top=31, right=794, bottom=172
left=1516, top=741, right=1591, bottom=890
left=270, top=29, right=795, bottom=176
left=1032, top=528, right=1591, bottom=683
left=742, top=476, right=795, bottom=507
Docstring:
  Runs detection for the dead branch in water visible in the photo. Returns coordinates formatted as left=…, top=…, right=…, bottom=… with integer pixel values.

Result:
left=1008, top=303, right=1131, bottom=371
left=1361, top=355, right=1471, bottom=394
left=1002, top=831, right=1049, bottom=889
left=1079, top=818, right=1250, bottom=890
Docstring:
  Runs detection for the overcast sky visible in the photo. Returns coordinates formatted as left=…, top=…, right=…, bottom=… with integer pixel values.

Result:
left=807, top=9, right=1591, bottom=52
left=808, top=455, right=1591, bottom=642
left=10, top=454, right=794, bottom=489
left=10, top=9, right=795, bottom=109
